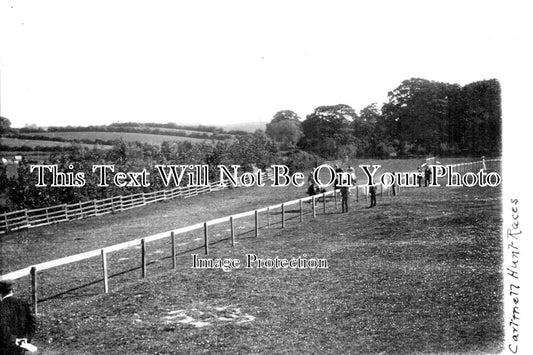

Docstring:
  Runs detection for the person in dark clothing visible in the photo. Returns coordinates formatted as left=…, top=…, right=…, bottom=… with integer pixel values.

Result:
left=340, top=185, right=349, bottom=213
left=307, top=180, right=326, bottom=206
left=369, top=185, right=377, bottom=208
left=0, top=280, right=37, bottom=355
left=424, top=166, right=431, bottom=187
left=391, top=172, right=397, bottom=196
left=417, top=167, right=423, bottom=187
left=333, top=165, right=343, bottom=190
left=307, top=181, right=319, bottom=196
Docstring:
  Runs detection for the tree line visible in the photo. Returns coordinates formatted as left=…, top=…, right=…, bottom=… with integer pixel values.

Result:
left=1, top=132, right=318, bottom=211
left=267, top=78, right=501, bottom=158
left=16, top=123, right=236, bottom=142
left=0, top=77, right=501, bottom=212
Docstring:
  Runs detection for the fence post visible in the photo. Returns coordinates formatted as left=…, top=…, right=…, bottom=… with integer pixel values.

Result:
left=281, top=204, right=285, bottom=228
left=334, top=190, right=338, bottom=209
left=380, top=184, right=383, bottom=200
left=25, top=209, right=29, bottom=228
left=30, top=267, right=38, bottom=315
left=255, top=210, right=259, bottom=238
left=142, top=192, right=146, bottom=205
left=322, top=193, right=326, bottom=213
left=356, top=186, right=359, bottom=202
left=204, top=222, right=209, bottom=255
left=230, top=216, right=235, bottom=246
left=46, top=208, right=50, bottom=223
left=4, top=213, right=8, bottom=232
left=299, top=200, right=303, bottom=223
left=312, top=196, right=316, bottom=218
left=101, top=249, right=108, bottom=293
left=266, top=207, right=270, bottom=231
left=119, top=195, right=123, bottom=211
left=365, top=186, right=368, bottom=201
left=141, top=239, right=146, bottom=278
left=171, top=231, right=176, bottom=269
left=63, top=204, right=68, bottom=220
left=93, top=199, right=97, bottom=215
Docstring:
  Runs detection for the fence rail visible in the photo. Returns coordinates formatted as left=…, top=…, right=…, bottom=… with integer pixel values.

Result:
left=0, top=159, right=501, bottom=234
left=0, top=172, right=273, bottom=234
left=0, top=158, right=501, bottom=314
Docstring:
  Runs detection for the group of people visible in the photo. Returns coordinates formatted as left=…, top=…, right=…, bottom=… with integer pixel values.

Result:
left=307, top=164, right=377, bottom=212
left=417, top=164, right=433, bottom=187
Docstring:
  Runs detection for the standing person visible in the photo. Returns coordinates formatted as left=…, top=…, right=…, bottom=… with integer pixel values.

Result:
left=347, top=166, right=357, bottom=185
left=0, top=280, right=37, bottom=355
left=369, top=185, right=377, bottom=208
left=417, top=167, right=423, bottom=187
left=333, top=165, right=343, bottom=190
left=424, top=166, right=431, bottom=187
left=340, top=185, right=349, bottom=213
left=391, top=172, right=397, bottom=196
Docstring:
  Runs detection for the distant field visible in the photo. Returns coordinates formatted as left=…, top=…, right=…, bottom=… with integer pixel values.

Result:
left=19, top=131, right=214, bottom=145
left=0, top=137, right=113, bottom=150
left=136, top=126, right=215, bottom=136
left=0, top=158, right=503, bottom=354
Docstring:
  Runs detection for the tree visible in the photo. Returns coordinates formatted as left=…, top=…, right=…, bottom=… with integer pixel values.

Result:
left=265, top=110, right=303, bottom=149
left=271, top=110, right=300, bottom=123
left=353, top=103, right=382, bottom=157
left=382, top=78, right=457, bottom=155
left=459, top=79, right=501, bottom=155
left=229, top=130, right=277, bottom=170
left=0, top=116, right=11, bottom=135
left=299, top=104, right=357, bottom=158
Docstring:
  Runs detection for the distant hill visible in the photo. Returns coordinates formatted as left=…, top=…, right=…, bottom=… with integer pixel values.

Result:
left=218, top=121, right=267, bottom=133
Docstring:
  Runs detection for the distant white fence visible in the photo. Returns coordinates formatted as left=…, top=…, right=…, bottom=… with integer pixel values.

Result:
left=0, top=172, right=273, bottom=234
left=0, top=158, right=501, bottom=314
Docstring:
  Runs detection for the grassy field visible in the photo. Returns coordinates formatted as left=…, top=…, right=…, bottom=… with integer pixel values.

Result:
left=0, top=159, right=503, bottom=354
left=132, top=126, right=215, bottom=136
left=0, top=137, right=113, bottom=150
left=18, top=131, right=214, bottom=145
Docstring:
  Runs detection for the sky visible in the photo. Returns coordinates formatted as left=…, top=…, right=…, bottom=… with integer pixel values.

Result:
left=0, top=0, right=530, bottom=128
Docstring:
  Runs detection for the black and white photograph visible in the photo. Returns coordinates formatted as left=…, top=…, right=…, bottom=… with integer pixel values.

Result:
left=0, top=1, right=531, bottom=354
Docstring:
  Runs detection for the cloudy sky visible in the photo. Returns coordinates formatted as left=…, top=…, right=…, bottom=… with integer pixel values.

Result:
left=0, top=0, right=530, bottom=128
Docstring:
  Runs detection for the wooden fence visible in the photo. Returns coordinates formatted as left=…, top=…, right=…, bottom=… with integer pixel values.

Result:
left=0, top=158, right=501, bottom=314
left=0, top=173, right=270, bottom=234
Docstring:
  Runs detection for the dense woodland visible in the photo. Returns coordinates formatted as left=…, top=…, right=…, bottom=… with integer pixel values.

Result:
left=0, top=78, right=501, bottom=211
left=290, top=78, right=501, bottom=158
